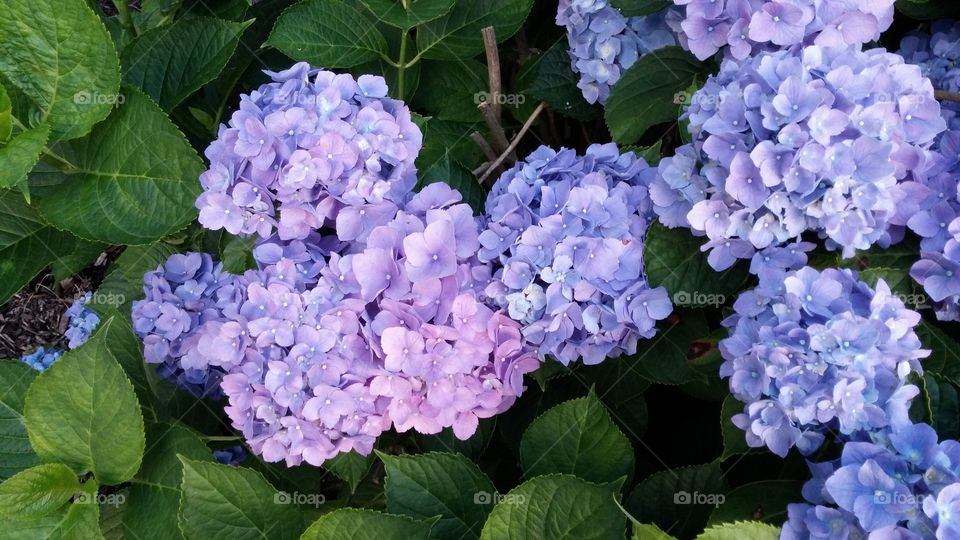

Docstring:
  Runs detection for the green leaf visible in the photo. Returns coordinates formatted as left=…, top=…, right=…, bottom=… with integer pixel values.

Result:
left=412, top=59, right=487, bottom=123
left=479, top=474, right=627, bottom=539
left=696, top=521, right=780, bottom=540
left=0, top=0, right=121, bottom=141
left=0, top=124, right=49, bottom=191
left=219, top=234, right=258, bottom=274
left=917, top=374, right=960, bottom=441
left=605, top=47, right=712, bottom=145
left=178, top=457, right=304, bottom=540
left=608, top=0, right=672, bottom=16
left=325, top=451, right=375, bottom=495
left=123, top=424, right=214, bottom=540
left=626, top=141, right=663, bottom=166
left=121, top=17, right=253, bottom=111
left=359, top=0, right=457, bottom=30
left=720, top=395, right=750, bottom=459
left=4, top=495, right=103, bottom=540
left=0, top=190, right=78, bottom=306
left=381, top=451, right=496, bottom=540
left=632, top=523, right=677, bottom=539
left=23, top=325, right=146, bottom=485
left=0, top=82, right=12, bottom=142
left=858, top=267, right=917, bottom=298
left=628, top=310, right=710, bottom=385
left=30, top=88, right=204, bottom=245
left=415, top=0, right=535, bottom=60
left=918, top=321, right=960, bottom=387
left=0, top=362, right=40, bottom=480
left=301, top=508, right=434, bottom=540
left=520, top=392, right=635, bottom=484
left=625, top=463, right=727, bottom=539
left=99, top=489, right=126, bottom=540
left=522, top=39, right=601, bottom=121
left=266, top=0, right=388, bottom=68
left=0, top=463, right=80, bottom=518
left=643, top=220, right=750, bottom=299
left=50, top=238, right=106, bottom=282
left=417, top=154, right=486, bottom=214
left=708, top=480, right=802, bottom=525
left=415, top=119, right=483, bottom=173
left=896, top=0, right=960, bottom=19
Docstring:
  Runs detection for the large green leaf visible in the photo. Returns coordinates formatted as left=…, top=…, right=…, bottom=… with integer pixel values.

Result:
left=417, top=153, right=486, bottom=214
left=0, top=362, right=40, bottom=480
left=324, top=451, right=375, bottom=495
left=696, top=521, right=779, bottom=540
left=605, top=47, right=711, bottom=145
left=359, top=0, right=457, bottom=30
left=626, top=463, right=727, bottom=539
left=632, top=523, right=677, bottom=539
left=643, top=221, right=750, bottom=299
left=415, top=0, right=535, bottom=60
left=479, top=474, right=626, bottom=539
left=0, top=124, right=48, bottom=191
left=0, top=0, right=121, bottom=141
left=23, top=325, right=146, bottom=485
left=178, top=457, right=304, bottom=540
left=708, top=480, right=801, bottom=525
left=918, top=321, right=960, bottom=387
left=521, top=39, right=601, bottom=121
left=608, top=0, right=672, bottom=16
left=0, top=463, right=80, bottom=519
left=4, top=495, right=103, bottom=540
left=381, top=452, right=496, bottom=540
left=412, top=59, right=487, bottom=123
left=30, top=89, right=204, bottom=245
left=0, top=82, right=12, bottom=142
left=123, top=424, right=215, bottom=540
left=301, top=508, right=434, bottom=540
left=266, top=0, right=388, bottom=68
left=122, top=17, right=253, bottom=111
left=0, top=190, right=78, bottom=305
left=88, top=241, right=179, bottom=316
left=520, top=392, right=635, bottom=484
left=628, top=310, right=710, bottom=386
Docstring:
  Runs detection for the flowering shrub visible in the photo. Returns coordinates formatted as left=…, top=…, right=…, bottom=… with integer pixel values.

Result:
left=4, top=1, right=960, bottom=539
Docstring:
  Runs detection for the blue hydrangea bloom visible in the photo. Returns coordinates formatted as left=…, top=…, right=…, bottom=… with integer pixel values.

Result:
left=669, top=0, right=896, bottom=61
left=19, top=347, right=63, bottom=372
left=213, top=446, right=247, bottom=466
left=18, top=292, right=101, bottom=372
left=720, top=266, right=929, bottom=457
left=479, top=143, right=672, bottom=365
left=556, top=0, right=677, bottom=103
left=651, top=44, right=946, bottom=270
left=899, top=21, right=960, bottom=131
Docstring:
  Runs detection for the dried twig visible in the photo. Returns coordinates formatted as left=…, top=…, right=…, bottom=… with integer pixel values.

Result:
left=470, top=132, right=499, bottom=164
left=478, top=102, right=548, bottom=188
left=936, top=89, right=960, bottom=103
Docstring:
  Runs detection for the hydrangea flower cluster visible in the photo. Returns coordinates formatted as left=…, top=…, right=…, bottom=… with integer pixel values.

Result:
left=478, top=144, right=672, bottom=365
left=720, top=266, right=929, bottom=457
left=668, top=0, right=896, bottom=61
left=651, top=45, right=946, bottom=270
left=782, top=420, right=960, bottom=538
left=213, top=446, right=247, bottom=466
left=132, top=253, right=238, bottom=396
left=195, top=62, right=422, bottom=241
left=899, top=21, right=960, bottom=131
left=18, top=293, right=100, bottom=372
left=556, top=0, right=677, bottom=104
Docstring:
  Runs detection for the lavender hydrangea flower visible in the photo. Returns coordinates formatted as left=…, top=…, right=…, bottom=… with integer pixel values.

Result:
left=18, top=292, right=101, bottom=372
left=557, top=0, right=677, bottom=104
left=720, top=266, right=929, bottom=457
left=479, top=143, right=672, bottom=365
left=651, top=45, right=946, bottom=270
left=195, top=62, right=422, bottom=241
left=899, top=21, right=960, bottom=131
left=669, top=0, right=896, bottom=61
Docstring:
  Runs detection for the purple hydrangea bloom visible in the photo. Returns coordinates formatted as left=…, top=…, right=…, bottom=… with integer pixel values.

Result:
left=720, top=266, right=929, bottom=457
left=132, top=252, right=238, bottom=397
left=669, top=0, right=895, bottom=61
left=651, top=45, right=946, bottom=270
left=898, top=21, right=960, bottom=132
left=556, top=0, right=677, bottom=103
left=478, top=144, right=672, bottom=365
left=213, top=446, right=247, bottom=466
left=195, top=62, right=423, bottom=241
left=64, top=292, right=101, bottom=349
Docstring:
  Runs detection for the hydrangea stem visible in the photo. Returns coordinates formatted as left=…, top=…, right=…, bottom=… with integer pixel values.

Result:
left=111, top=0, right=135, bottom=37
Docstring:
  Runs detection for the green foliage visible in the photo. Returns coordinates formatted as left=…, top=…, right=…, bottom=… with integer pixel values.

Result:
left=266, top=0, right=388, bottom=68
left=626, top=463, right=727, bottom=539
left=0, top=362, right=41, bottom=480
left=301, top=508, right=434, bottom=540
